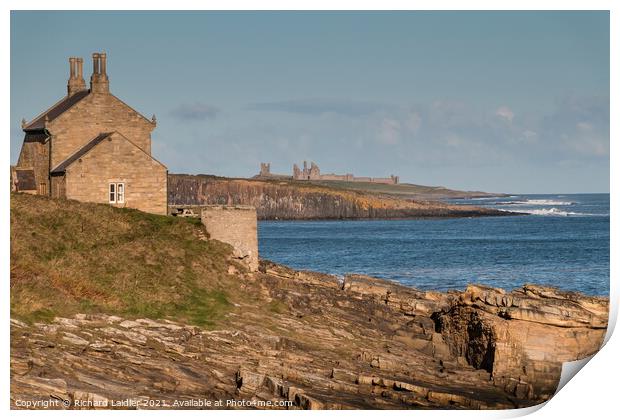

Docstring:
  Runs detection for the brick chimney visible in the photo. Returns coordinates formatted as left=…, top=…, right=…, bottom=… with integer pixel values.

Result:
left=90, top=52, right=109, bottom=94
left=67, top=56, right=86, bottom=96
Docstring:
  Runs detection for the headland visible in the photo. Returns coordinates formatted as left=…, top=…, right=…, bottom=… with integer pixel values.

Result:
left=168, top=174, right=512, bottom=220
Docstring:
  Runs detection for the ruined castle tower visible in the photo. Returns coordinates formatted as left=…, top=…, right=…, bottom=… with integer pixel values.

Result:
left=309, top=162, right=320, bottom=179
left=293, top=163, right=301, bottom=180
left=259, top=163, right=271, bottom=177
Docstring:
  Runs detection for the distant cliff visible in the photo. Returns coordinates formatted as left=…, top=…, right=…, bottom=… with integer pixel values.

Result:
left=168, top=174, right=509, bottom=220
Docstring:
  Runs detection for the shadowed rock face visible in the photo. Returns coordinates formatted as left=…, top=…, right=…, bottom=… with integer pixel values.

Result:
left=10, top=262, right=607, bottom=410
left=168, top=175, right=510, bottom=220
left=432, top=284, right=608, bottom=401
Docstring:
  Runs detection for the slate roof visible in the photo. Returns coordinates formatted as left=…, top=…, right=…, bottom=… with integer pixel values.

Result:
left=50, top=132, right=112, bottom=174
left=23, top=90, right=90, bottom=131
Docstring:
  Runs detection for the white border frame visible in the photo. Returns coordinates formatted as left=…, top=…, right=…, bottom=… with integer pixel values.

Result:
left=2, top=2, right=616, bottom=420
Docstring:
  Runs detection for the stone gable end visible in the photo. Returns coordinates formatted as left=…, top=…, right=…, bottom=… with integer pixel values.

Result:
left=48, top=93, right=155, bottom=168
left=63, top=133, right=167, bottom=215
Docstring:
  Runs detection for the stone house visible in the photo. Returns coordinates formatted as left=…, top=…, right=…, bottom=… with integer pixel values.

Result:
left=13, top=52, right=168, bottom=215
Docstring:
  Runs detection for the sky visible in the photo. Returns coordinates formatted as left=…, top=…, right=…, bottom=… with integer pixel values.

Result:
left=10, top=11, right=610, bottom=194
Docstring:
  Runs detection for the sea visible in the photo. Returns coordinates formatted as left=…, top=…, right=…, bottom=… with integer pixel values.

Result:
left=258, top=193, right=609, bottom=297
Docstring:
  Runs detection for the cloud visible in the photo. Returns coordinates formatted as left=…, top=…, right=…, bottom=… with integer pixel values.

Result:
left=162, top=94, right=608, bottom=189
left=368, top=95, right=609, bottom=166
left=521, top=130, right=538, bottom=144
left=539, top=95, right=609, bottom=158
left=170, top=103, right=220, bottom=121
left=246, top=98, right=387, bottom=116
left=577, top=121, right=592, bottom=131
left=377, top=118, right=401, bottom=145
left=404, top=112, right=422, bottom=134
left=428, top=100, right=474, bottom=128
left=495, top=106, right=514, bottom=122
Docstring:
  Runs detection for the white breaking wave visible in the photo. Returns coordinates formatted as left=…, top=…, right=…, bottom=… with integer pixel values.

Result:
left=469, top=196, right=504, bottom=201
left=500, top=199, right=575, bottom=206
left=525, top=199, right=575, bottom=205
left=523, top=208, right=580, bottom=216
left=500, top=207, right=598, bottom=217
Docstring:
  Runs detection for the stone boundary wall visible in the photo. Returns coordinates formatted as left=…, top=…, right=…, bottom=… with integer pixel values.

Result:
left=200, top=205, right=259, bottom=272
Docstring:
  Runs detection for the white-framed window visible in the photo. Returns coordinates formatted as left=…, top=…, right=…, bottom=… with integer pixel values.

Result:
left=117, top=183, right=125, bottom=203
left=109, top=182, right=125, bottom=204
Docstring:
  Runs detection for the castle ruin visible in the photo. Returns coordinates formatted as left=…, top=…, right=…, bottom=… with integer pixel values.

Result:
left=259, top=162, right=271, bottom=177
left=258, top=161, right=399, bottom=185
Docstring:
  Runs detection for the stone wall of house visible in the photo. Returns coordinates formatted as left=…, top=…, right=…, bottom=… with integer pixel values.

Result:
left=201, top=206, right=258, bottom=271
left=47, top=93, right=155, bottom=168
left=64, top=133, right=167, bottom=215
left=16, top=133, right=50, bottom=194
left=50, top=174, right=66, bottom=199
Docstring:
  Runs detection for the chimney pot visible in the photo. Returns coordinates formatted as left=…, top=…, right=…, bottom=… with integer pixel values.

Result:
left=100, top=52, right=107, bottom=76
left=67, top=56, right=86, bottom=96
left=90, top=52, right=109, bottom=94
left=69, top=57, right=76, bottom=78
left=77, top=57, right=83, bottom=79
left=92, top=53, right=100, bottom=74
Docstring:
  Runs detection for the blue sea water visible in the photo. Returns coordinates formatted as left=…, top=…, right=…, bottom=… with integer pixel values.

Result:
left=258, top=193, right=609, bottom=296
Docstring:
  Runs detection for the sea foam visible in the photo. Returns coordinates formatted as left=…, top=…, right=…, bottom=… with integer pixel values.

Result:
left=499, top=207, right=599, bottom=217
left=500, top=199, right=575, bottom=206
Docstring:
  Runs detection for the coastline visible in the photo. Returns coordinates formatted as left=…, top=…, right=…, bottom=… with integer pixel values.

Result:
left=9, top=193, right=608, bottom=409
left=167, top=174, right=517, bottom=220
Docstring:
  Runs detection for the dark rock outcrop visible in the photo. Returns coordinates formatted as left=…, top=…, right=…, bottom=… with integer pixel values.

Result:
left=432, top=284, right=608, bottom=401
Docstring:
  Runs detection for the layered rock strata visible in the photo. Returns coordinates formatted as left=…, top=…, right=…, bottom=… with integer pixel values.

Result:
left=11, top=262, right=607, bottom=410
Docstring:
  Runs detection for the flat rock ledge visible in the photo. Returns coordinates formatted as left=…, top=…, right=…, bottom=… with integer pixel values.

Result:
left=11, top=261, right=608, bottom=410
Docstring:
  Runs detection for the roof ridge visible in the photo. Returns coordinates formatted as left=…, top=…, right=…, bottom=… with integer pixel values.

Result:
left=24, top=90, right=90, bottom=131
left=103, top=131, right=167, bottom=170
left=50, top=132, right=112, bottom=174
left=109, top=94, right=156, bottom=127
left=50, top=131, right=166, bottom=174
left=23, top=95, right=69, bottom=129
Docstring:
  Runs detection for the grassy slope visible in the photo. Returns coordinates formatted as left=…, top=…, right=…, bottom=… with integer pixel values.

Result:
left=304, top=180, right=501, bottom=199
left=193, top=175, right=504, bottom=214
left=10, top=193, right=242, bottom=327
left=245, top=174, right=504, bottom=200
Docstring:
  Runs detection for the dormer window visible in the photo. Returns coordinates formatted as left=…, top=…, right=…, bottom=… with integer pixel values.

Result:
left=109, top=182, right=125, bottom=204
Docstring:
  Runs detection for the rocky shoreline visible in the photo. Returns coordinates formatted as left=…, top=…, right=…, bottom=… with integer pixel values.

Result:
left=11, top=260, right=608, bottom=410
